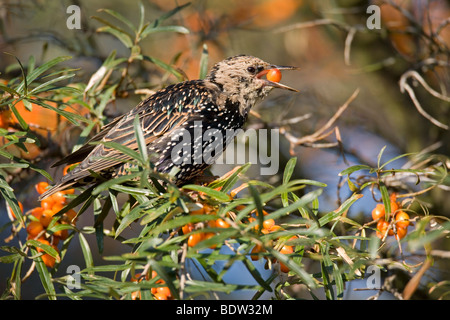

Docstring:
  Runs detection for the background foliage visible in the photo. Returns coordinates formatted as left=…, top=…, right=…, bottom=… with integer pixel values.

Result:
left=0, top=0, right=449, bottom=300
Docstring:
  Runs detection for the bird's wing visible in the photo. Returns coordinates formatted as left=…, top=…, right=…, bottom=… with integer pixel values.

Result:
left=53, top=80, right=212, bottom=185
left=51, top=114, right=125, bottom=167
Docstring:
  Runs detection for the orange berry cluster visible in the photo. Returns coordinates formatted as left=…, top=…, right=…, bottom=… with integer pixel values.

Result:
left=182, top=204, right=231, bottom=248
left=248, top=211, right=295, bottom=273
left=372, top=193, right=410, bottom=240
left=25, top=181, right=77, bottom=268
left=131, top=270, right=173, bottom=300
left=183, top=186, right=296, bottom=273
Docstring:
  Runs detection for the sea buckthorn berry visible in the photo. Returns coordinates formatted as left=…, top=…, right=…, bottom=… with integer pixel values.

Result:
left=215, top=218, right=230, bottom=228
left=390, top=192, right=397, bottom=203
left=268, top=224, right=282, bottom=233
left=63, top=163, right=80, bottom=176
left=395, top=227, right=408, bottom=240
left=280, top=245, right=294, bottom=255
left=63, top=209, right=77, bottom=225
left=203, top=232, right=217, bottom=249
left=31, top=207, right=44, bottom=219
left=35, top=238, right=50, bottom=250
left=40, top=209, right=55, bottom=228
left=6, top=201, right=23, bottom=220
left=187, top=233, right=204, bottom=247
left=390, top=200, right=399, bottom=213
left=38, top=242, right=58, bottom=268
left=0, top=109, right=12, bottom=128
left=41, top=198, right=55, bottom=210
left=250, top=244, right=265, bottom=261
left=26, top=221, right=44, bottom=238
left=263, top=218, right=275, bottom=230
left=52, top=224, right=69, bottom=240
left=394, top=211, right=410, bottom=229
left=52, top=202, right=65, bottom=214
left=190, top=208, right=204, bottom=215
left=41, top=254, right=56, bottom=268
left=63, top=188, right=75, bottom=195
left=35, top=182, right=49, bottom=195
left=51, top=191, right=67, bottom=205
left=153, top=292, right=168, bottom=300
left=207, top=220, right=217, bottom=228
left=156, top=286, right=172, bottom=299
left=35, top=238, right=58, bottom=268
left=279, top=245, right=293, bottom=273
left=131, top=291, right=141, bottom=300
left=371, top=204, right=385, bottom=220
left=376, top=219, right=389, bottom=239
left=266, top=68, right=282, bottom=82
left=182, top=223, right=194, bottom=235
left=280, top=262, right=290, bottom=273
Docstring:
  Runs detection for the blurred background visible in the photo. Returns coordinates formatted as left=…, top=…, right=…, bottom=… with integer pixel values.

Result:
left=0, top=0, right=449, bottom=299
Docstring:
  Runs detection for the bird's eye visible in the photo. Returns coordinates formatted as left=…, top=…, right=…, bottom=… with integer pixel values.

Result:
left=247, top=66, right=256, bottom=74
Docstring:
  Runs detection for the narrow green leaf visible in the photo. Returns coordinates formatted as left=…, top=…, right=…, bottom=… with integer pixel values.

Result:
left=79, top=233, right=94, bottom=274
left=319, top=193, right=363, bottom=227
left=0, top=82, right=19, bottom=96
left=134, top=115, right=148, bottom=163
left=20, top=56, right=72, bottom=92
left=249, top=184, right=264, bottom=231
left=377, top=145, right=387, bottom=169
left=27, top=239, right=60, bottom=260
left=143, top=55, right=185, bottom=81
left=96, top=25, right=134, bottom=48
left=269, top=247, right=317, bottom=289
left=333, top=263, right=344, bottom=299
left=182, top=185, right=231, bottom=202
left=30, top=248, right=56, bottom=300
left=94, top=140, right=142, bottom=163
left=98, top=8, right=136, bottom=33
left=379, top=182, right=391, bottom=220
left=241, top=257, right=272, bottom=292
left=11, top=256, right=24, bottom=299
left=155, top=2, right=190, bottom=24
left=199, top=43, right=209, bottom=79
left=115, top=201, right=153, bottom=237
left=141, top=25, right=189, bottom=38
left=10, top=102, right=29, bottom=130
left=338, top=164, right=371, bottom=176
left=0, top=185, right=24, bottom=225
left=380, top=152, right=416, bottom=170
left=215, top=163, right=251, bottom=193
left=137, top=1, right=146, bottom=34
left=282, top=157, right=297, bottom=207
left=92, top=172, right=141, bottom=195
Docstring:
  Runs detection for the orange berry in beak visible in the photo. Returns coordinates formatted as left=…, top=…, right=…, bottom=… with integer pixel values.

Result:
left=266, top=69, right=282, bottom=82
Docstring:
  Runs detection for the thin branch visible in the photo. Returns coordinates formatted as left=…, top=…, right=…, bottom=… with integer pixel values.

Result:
left=280, top=88, right=360, bottom=154
left=399, top=70, right=449, bottom=130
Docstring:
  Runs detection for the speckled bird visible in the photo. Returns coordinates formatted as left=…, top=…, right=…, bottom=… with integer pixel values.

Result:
left=39, top=55, right=298, bottom=200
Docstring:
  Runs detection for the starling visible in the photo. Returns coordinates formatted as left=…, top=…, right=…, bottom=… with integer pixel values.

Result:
left=39, top=55, right=297, bottom=199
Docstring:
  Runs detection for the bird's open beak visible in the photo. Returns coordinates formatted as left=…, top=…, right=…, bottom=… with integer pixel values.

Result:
left=257, top=65, right=299, bottom=92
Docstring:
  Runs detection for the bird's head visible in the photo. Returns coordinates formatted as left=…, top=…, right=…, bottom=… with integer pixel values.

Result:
left=206, top=55, right=298, bottom=115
